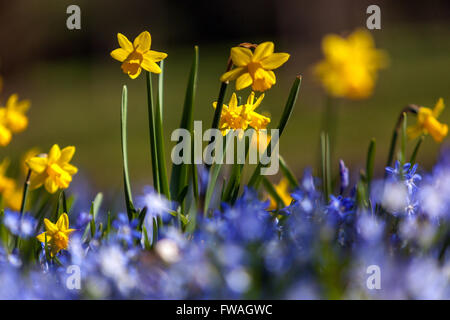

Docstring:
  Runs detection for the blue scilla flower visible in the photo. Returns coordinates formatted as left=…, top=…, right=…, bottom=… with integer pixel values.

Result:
left=326, top=195, right=355, bottom=220
left=3, top=210, right=36, bottom=238
left=385, top=160, right=411, bottom=180
left=404, top=164, right=422, bottom=194
left=112, top=213, right=141, bottom=245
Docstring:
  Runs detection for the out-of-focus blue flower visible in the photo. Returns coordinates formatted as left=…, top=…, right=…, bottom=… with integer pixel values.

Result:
left=112, top=213, right=141, bottom=245
left=339, top=159, right=349, bottom=194
left=3, top=210, right=36, bottom=238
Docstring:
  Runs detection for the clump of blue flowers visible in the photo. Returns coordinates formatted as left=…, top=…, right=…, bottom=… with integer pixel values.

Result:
left=1, top=152, right=450, bottom=299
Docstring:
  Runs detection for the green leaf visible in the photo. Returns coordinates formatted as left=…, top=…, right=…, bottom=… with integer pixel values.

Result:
left=321, top=132, right=332, bottom=201
left=366, top=138, right=376, bottom=193
left=121, top=85, right=136, bottom=220
left=410, top=134, right=425, bottom=165
left=279, top=156, right=298, bottom=188
left=170, top=46, right=199, bottom=201
left=146, top=71, right=161, bottom=193
left=83, top=193, right=103, bottom=240
left=155, top=61, right=170, bottom=199
left=248, top=76, right=302, bottom=188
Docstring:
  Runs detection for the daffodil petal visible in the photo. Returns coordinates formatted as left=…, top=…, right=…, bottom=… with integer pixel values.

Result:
left=58, top=146, right=76, bottom=164
left=220, top=67, right=245, bottom=82
left=56, top=213, right=69, bottom=230
left=231, top=47, right=252, bottom=67
left=26, top=157, right=47, bottom=173
left=61, top=163, right=78, bottom=175
left=433, top=98, right=445, bottom=118
left=110, top=48, right=129, bottom=62
left=29, top=172, right=47, bottom=190
left=117, top=33, right=133, bottom=52
left=44, top=219, right=58, bottom=234
left=44, top=177, right=59, bottom=194
left=253, top=42, right=274, bottom=61
left=141, top=58, right=161, bottom=74
left=144, top=50, right=167, bottom=62
left=134, top=31, right=151, bottom=52
left=236, top=73, right=253, bottom=90
left=407, top=124, right=424, bottom=140
left=260, top=53, right=290, bottom=70
left=36, top=232, right=51, bottom=243
left=48, top=144, right=61, bottom=163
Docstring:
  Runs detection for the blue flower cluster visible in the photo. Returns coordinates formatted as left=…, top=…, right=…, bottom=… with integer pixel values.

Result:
left=1, top=154, right=450, bottom=299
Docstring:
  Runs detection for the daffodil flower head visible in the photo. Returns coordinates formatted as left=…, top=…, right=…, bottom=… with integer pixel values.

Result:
left=0, top=124, right=12, bottom=147
left=407, top=98, right=448, bottom=143
left=0, top=94, right=30, bottom=133
left=213, top=92, right=270, bottom=136
left=111, top=31, right=168, bottom=79
left=37, top=213, right=75, bottom=256
left=314, top=29, right=388, bottom=99
left=0, top=159, right=22, bottom=211
left=220, top=42, right=290, bottom=92
left=26, top=144, right=78, bottom=194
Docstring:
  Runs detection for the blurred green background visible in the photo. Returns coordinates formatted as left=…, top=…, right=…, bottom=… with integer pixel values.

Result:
left=0, top=0, right=449, bottom=198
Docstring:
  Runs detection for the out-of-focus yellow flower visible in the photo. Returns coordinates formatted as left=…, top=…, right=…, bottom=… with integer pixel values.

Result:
left=0, top=124, right=12, bottom=147
left=221, top=42, right=290, bottom=92
left=0, top=94, right=30, bottom=133
left=26, top=144, right=78, bottom=194
left=0, top=94, right=30, bottom=147
left=111, top=31, right=167, bottom=79
left=267, top=178, right=292, bottom=210
left=407, top=98, right=448, bottom=143
left=213, top=92, right=270, bottom=136
left=36, top=213, right=75, bottom=256
left=314, top=29, right=387, bottom=100
left=0, top=159, right=21, bottom=211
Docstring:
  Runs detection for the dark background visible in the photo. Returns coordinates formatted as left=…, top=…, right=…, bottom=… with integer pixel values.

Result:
left=0, top=0, right=449, bottom=203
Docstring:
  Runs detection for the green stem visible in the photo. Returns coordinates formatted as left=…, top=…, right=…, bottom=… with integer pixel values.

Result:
left=146, top=71, right=161, bottom=193
left=121, top=85, right=135, bottom=219
left=386, top=104, right=419, bottom=169
left=409, top=135, right=425, bottom=165
left=248, top=76, right=302, bottom=189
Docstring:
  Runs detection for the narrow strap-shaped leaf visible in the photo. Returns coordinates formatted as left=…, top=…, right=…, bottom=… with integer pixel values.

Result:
left=248, top=76, right=302, bottom=188
left=279, top=156, right=298, bottom=188
left=155, top=61, right=170, bottom=199
left=146, top=72, right=161, bottom=193
left=83, top=192, right=103, bottom=239
left=366, top=138, right=376, bottom=194
left=170, top=46, right=199, bottom=200
left=409, top=134, right=425, bottom=165
left=120, top=85, right=135, bottom=220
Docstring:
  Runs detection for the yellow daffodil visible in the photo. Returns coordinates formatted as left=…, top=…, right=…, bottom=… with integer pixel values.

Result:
left=111, top=31, right=168, bottom=79
left=0, top=94, right=30, bottom=133
left=26, top=144, right=78, bottom=194
left=0, top=94, right=30, bottom=147
left=36, top=213, right=75, bottom=256
left=314, top=29, right=388, bottom=100
left=407, top=98, right=448, bottom=143
left=0, top=124, right=12, bottom=147
left=220, top=42, right=290, bottom=92
left=213, top=92, right=270, bottom=136
left=267, top=178, right=293, bottom=210
left=0, top=159, right=22, bottom=211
